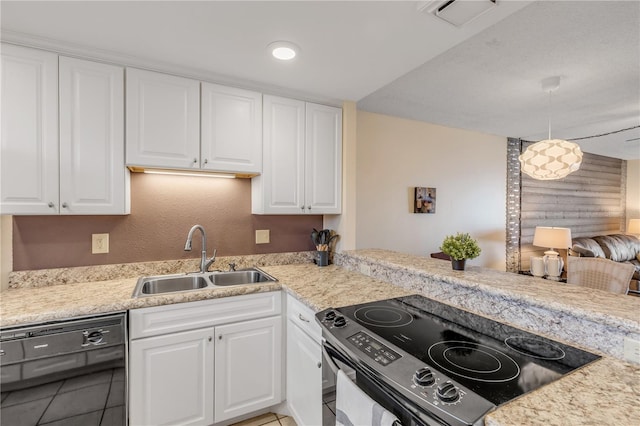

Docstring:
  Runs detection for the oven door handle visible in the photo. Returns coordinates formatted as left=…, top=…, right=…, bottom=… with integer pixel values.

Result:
left=321, top=340, right=349, bottom=375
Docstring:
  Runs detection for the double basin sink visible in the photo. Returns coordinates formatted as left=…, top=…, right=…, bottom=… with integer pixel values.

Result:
left=132, top=268, right=277, bottom=298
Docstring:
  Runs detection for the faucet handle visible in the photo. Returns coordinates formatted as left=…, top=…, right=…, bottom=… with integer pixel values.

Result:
left=228, top=263, right=237, bottom=272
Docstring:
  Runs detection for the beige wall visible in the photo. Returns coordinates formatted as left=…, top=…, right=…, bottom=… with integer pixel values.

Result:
left=324, top=101, right=357, bottom=251
left=627, top=159, right=640, bottom=225
left=356, top=111, right=507, bottom=270
left=12, top=174, right=321, bottom=271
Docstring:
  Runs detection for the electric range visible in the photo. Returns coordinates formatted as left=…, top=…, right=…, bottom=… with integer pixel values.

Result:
left=317, top=294, right=600, bottom=426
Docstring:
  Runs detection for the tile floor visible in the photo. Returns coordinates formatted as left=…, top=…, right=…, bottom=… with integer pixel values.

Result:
left=0, top=367, right=125, bottom=426
left=230, top=412, right=296, bottom=426
left=231, top=391, right=336, bottom=426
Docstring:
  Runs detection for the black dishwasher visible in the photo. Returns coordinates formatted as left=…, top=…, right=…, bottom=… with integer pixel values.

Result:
left=0, top=312, right=127, bottom=426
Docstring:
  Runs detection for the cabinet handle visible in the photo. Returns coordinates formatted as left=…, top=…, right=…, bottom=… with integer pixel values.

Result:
left=61, top=202, right=68, bottom=208
left=203, top=159, right=208, bottom=165
left=192, top=158, right=198, bottom=166
left=298, top=313, right=310, bottom=323
left=218, top=335, right=222, bottom=340
left=48, top=202, right=55, bottom=208
left=307, top=206, right=311, bottom=210
left=317, top=362, right=322, bottom=369
left=300, top=206, right=305, bottom=211
left=208, top=336, right=212, bottom=342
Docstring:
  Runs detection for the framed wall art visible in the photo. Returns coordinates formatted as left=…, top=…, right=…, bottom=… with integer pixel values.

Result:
left=414, top=187, right=436, bottom=214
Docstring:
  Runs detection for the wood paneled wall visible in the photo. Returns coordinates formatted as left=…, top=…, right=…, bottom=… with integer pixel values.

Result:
left=519, top=143, right=625, bottom=271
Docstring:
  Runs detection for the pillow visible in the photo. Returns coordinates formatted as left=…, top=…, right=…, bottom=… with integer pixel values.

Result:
left=571, top=244, right=595, bottom=257
left=594, top=234, right=638, bottom=262
left=571, top=238, right=605, bottom=257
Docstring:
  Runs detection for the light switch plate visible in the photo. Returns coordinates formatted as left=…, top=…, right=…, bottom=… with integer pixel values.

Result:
left=255, top=230, right=270, bottom=244
left=92, top=233, right=109, bottom=254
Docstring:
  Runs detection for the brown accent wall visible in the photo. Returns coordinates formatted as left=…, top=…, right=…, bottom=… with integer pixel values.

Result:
left=12, top=173, right=322, bottom=270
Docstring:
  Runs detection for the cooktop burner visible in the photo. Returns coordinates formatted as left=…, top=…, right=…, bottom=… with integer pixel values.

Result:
left=428, top=340, right=520, bottom=383
left=504, top=335, right=566, bottom=360
left=353, top=305, right=414, bottom=328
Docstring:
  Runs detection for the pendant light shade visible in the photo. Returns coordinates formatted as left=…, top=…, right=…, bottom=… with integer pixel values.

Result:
left=519, top=139, right=583, bottom=180
left=519, top=76, right=583, bottom=180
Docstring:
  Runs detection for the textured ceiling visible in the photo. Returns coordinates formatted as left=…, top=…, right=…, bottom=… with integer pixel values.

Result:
left=358, top=1, right=640, bottom=160
left=1, top=1, right=638, bottom=159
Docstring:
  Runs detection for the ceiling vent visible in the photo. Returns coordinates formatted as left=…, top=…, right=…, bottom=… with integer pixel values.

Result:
left=417, top=0, right=497, bottom=27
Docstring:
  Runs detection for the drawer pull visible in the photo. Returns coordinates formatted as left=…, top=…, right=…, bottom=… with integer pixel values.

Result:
left=298, top=313, right=310, bottom=323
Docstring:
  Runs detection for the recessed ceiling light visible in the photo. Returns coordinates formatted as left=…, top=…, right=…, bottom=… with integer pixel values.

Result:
left=268, top=41, right=299, bottom=61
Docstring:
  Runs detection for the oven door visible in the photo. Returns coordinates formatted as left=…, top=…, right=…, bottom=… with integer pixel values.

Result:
left=322, top=339, right=449, bottom=426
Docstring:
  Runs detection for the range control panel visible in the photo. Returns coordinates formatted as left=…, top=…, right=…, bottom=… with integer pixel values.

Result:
left=349, top=331, right=401, bottom=366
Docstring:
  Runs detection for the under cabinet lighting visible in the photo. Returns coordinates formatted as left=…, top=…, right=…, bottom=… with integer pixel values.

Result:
left=144, top=170, right=235, bottom=178
left=127, top=166, right=257, bottom=179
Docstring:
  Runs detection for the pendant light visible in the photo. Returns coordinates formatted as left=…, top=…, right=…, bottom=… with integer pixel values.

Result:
left=519, top=76, right=583, bottom=180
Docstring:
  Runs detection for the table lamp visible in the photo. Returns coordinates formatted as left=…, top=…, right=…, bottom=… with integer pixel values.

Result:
left=628, top=219, right=640, bottom=237
left=532, top=226, right=572, bottom=281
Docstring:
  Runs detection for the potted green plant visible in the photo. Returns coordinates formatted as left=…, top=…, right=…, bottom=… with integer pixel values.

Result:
left=440, top=232, right=481, bottom=270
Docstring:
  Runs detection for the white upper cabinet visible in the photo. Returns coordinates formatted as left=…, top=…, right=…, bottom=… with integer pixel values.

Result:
left=1, top=44, right=59, bottom=214
left=201, top=82, right=262, bottom=173
left=59, top=56, right=128, bottom=214
left=1, top=45, right=129, bottom=215
left=126, top=68, right=200, bottom=169
left=253, top=95, right=342, bottom=214
left=126, top=68, right=262, bottom=174
left=305, top=102, right=343, bottom=213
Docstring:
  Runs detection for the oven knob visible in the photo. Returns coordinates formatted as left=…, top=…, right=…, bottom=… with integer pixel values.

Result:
left=414, top=367, right=435, bottom=386
left=324, top=310, right=337, bottom=321
left=437, top=382, right=459, bottom=403
left=333, top=316, right=347, bottom=327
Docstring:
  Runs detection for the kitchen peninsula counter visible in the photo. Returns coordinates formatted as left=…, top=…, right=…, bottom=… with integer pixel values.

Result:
left=2, top=250, right=639, bottom=425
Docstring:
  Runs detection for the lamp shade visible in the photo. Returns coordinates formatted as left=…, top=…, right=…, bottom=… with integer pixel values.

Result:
left=532, top=226, right=572, bottom=249
left=519, top=139, right=583, bottom=180
left=628, top=219, right=640, bottom=235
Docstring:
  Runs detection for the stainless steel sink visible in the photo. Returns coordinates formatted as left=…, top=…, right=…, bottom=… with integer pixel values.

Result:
left=208, top=269, right=276, bottom=286
left=132, top=268, right=277, bottom=297
left=137, top=274, right=209, bottom=296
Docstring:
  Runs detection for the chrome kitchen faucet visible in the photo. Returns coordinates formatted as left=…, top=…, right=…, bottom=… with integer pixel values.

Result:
left=184, top=225, right=217, bottom=273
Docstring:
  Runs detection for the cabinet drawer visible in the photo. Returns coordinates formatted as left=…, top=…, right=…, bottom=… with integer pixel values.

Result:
left=130, top=292, right=281, bottom=339
left=287, top=295, right=321, bottom=343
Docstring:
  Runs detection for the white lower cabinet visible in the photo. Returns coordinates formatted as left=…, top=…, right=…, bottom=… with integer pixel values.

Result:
left=287, top=319, right=323, bottom=426
left=129, top=328, right=214, bottom=426
left=214, top=316, right=283, bottom=423
left=129, top=292, right=283, bottom=426
left=286, top=295, right=324, bottom=426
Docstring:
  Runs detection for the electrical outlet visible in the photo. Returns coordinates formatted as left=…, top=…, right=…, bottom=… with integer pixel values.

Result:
left=255, top=230, right=270, bottom=244
left=623, top=337, right=640, bottom=364
left=92, top=233, right=109, bottom=254
left=359, top=263, right=372, bottom=276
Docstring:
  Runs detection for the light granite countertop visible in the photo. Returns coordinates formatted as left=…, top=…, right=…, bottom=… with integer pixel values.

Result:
left=2, top=251, right=639, bottom=425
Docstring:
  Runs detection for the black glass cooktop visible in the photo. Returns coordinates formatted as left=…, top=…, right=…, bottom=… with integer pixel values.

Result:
left=334, top=295, right=601, bottom=405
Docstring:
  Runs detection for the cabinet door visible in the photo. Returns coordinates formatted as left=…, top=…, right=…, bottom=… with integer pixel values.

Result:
left=59, top=56, right=128, bottom=215
left=126, top=68, right=200, bottom=169
left=201, top=83, right=262, bottom=173
left=214, top=316, right=283, bottom=422
left=305, top=102, right=342, bottom=214
left=1, top=44, right=59, bottom=214
left=256, top=95, right=305, bottom=214
left=129, top=328, right=214, bottom=426
left=287, top=320, right=323, bottom=426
